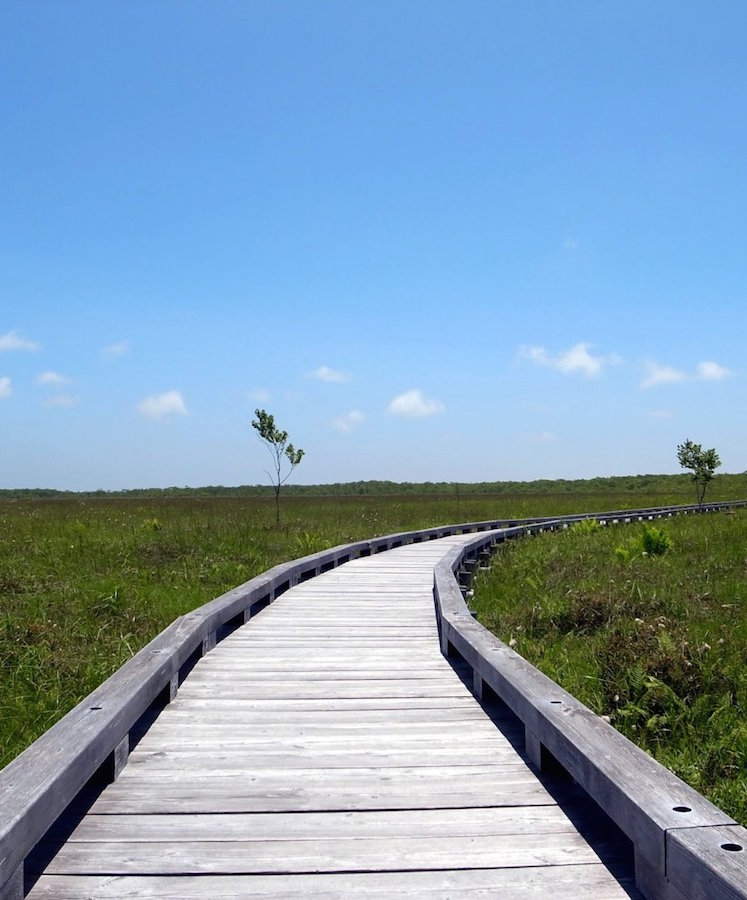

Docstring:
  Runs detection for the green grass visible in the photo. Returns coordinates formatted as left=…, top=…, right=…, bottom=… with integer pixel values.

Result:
left=471, top=509, right=747, bottom=824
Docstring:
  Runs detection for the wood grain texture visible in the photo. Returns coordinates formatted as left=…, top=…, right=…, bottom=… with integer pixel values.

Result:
left=667, top=824, right=747, bottom=900
left=29, top=866, right=637, bottom=899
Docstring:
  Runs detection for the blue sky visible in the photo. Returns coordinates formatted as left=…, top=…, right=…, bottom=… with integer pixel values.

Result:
left=1, top=2, right=745, bottom=490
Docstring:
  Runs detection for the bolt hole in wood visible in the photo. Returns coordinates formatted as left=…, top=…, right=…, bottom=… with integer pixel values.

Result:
left=89, top=707, right=102, bottom=711
left=672, top=806, right=692, bottom=812
left=550, top=700, right=562, bottom=704
left=721, top=843, right=743, bottom=852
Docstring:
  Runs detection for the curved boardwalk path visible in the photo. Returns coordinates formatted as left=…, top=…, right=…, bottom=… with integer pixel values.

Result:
left=29, top=534, right=638, bottom=898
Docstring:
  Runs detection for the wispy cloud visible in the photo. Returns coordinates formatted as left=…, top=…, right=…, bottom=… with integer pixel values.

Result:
left=308, top=365, right=351, bottom=383
left=532, top=431, right=557, bottom=443
left=387, top=388, right=445, bottom=418
left=249, top=388, right=271, bottom=403
left=640, top=361, right=687, bottom=389
left=520, top=342, right=619, bottom=378
left=640, top=359, right=733, bottom=389
left=137, top=390, right=188, bottom=420
left=44, top=394, right=79, bottom=408
left=0, top=330, right=39, bottom=352
left=332, top=410, right=365, bottom=432
left=562, top=237, right=579, bottom=251
left=36, top=371, right=72, bottom=386
left=0, top=377, right=10, bottom=399
left=103, top=341, right=130, bottom=358
left=649, top=409, right=673, bottom=419
left=696, top=361, right=732, bottom=381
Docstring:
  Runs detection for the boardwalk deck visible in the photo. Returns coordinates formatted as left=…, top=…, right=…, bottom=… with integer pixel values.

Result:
left=27, top=535, right=638, bottom=898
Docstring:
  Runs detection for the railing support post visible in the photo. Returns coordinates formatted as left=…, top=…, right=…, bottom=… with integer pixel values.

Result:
left=112, top=734, right=129, bottom=781
left=524, top=727, right=542, bottom=770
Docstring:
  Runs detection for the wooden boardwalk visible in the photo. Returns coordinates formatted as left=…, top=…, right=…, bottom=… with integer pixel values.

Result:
left=28, top=534, right=638, bottom=898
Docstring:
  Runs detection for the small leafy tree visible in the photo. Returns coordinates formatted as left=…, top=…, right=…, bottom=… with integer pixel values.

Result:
left=251, top=409, right=305, bottom=525
left=677, top=439, right=721, bottom=508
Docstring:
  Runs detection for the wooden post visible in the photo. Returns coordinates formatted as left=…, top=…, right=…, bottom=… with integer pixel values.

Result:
left=524, top=727, right=542, bottom=770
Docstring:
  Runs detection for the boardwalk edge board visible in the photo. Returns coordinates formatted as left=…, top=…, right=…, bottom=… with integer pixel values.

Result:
left=0, top=500, right=746, bottom=899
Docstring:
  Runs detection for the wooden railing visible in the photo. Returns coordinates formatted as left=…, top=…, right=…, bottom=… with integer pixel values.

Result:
left=0, top=499, right=745, bottom=899
left=435, top=501, right=747, bottom=900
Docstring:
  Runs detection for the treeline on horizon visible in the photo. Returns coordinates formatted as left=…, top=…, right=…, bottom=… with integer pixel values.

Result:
left=2, top=472, right=747, bottom=500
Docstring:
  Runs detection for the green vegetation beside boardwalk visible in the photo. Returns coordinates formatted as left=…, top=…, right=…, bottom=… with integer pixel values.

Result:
left=1, top=482, right=745, bottom=827
left=472, top=509, right=747, bottom=825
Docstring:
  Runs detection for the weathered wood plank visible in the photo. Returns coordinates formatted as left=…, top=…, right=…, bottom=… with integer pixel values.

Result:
left=130, top=723, right=514, bottom=745
left=90, top=780, right=556, bottom=814
left=112, top=762, right=541, bottom=786
left=28, top=865, right=636, bottom=899
left=116, top=734, right=518, bottom=756
left=173, top=683, right=476, bottom=699
left=158, top=696, right=487, bottom=711
left=136, top=705, right=497, bottom=723
left=124, top=747, right=520, bottom=770
left=42, top=832, right=615, bottom=875
left=181, top=670, right=458, bottom=683
left=63, top=806, right=576, bottom=842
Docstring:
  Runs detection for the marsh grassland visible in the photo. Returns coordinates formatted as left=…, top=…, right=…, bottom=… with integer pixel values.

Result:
left=472, top=508, right=747, bottom=824
left=1, top=487, right=745, bottom=824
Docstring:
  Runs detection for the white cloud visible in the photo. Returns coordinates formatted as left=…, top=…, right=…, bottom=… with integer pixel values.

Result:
left=640, top=361, right=687, bottom=389
left=522, top=346, right=550, bottom=366
left=36, top=371, right=71, bottom=386
left=641, top=359, right=733, bottom=389
left=332, top=410, right=365, bottom=432
left=308, top=365, right=351, bottom=383
left=103, top=341, right=130, bottom=358
left=532, top=431, right=557, bottom=443
left=0, top=377, right=10, bottom=399
left=387, top=388, right=445, bottom=418
left=137, top=390, right=188, bottom=420
left=0, top=330, right=39, bottom=352
left=520, top=342, right=617, bottom=378
left=557, top=343, right=606, bottom=376
left=249, top=388, right=271, bottom=403
left=44, top=394, right=79, bottom=408
left=696, top=361, right=732, bottom=381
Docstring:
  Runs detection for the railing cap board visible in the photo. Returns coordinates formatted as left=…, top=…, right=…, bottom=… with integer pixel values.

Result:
left=668, top=824, right=747, bottom=900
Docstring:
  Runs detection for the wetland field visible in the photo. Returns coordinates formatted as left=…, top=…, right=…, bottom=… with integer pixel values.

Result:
left=1, top=480, right=745, bottom=821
